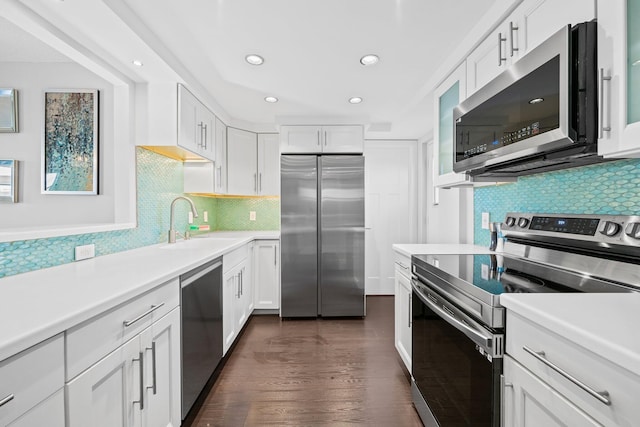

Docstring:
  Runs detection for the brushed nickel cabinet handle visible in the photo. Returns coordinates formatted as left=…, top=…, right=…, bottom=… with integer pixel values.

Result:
left=123, top=303, right=165, bottom=327
left=523, top=346, right=611, bottom=405
left=317, top=130, right=321, bottom=146
left=509, top=22, right=519, bottom=57
left=0, top=394, right=14, bottom=408
left=132, top=351, right=144, bottom=409
left=203, top=124, right=208, bottom=149
left=599, top=68, right=612, bottom=138
left=146, top=342, right=157, bottom=395
left=498, top=32, right=507, bottom=65
left=500, top=374, right=513, bottom=427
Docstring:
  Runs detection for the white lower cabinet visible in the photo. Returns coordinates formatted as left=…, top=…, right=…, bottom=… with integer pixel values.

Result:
left=503, top=355, right=600, bottom=427
left=393, top=253, right=412, bottom=372
left=7, top=389, right=65, bottom=427
left=66, top=279, right=181, bottom=427
left=67, top=307, right=181, bottom=427
left=140, top=308, right=181, bottom=427
left=504, top=309, right=639, bottom=426
left=223, top=244, right=252, bottom=355
left=0, top=335, right=64, bottom=427
left=67, top=334, right=142, bottom=427
left=253, top=240, right=280, bottom=310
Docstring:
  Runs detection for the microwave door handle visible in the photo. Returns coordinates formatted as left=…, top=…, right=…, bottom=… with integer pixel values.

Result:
left=412, top=280, right=492, bottom=349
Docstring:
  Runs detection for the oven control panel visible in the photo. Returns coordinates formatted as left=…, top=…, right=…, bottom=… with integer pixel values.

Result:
left=501, top=212, right=640, bottom=247
left=528, top=216, right=600, bottom=235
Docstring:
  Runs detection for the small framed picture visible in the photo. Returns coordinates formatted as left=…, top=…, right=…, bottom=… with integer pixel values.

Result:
left=0, top=88, right=18, bottom=133
left=0, top=160, right=18, bottom=203
left=43, top=89, right=98, bottom=195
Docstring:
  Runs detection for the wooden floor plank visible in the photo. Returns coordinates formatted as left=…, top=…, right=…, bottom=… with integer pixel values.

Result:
left=189, top=296, right=423, bottom=426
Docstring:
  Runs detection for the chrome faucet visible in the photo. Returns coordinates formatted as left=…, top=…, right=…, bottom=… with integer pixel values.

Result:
left=168, top=196, right=199, bottom=243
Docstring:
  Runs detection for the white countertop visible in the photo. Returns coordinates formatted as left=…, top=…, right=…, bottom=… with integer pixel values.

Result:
left=501, top=293, right=640, bottom=377
left=392, top=243, right=493, bottom=257
left=0, top=230, right=279, bottom=363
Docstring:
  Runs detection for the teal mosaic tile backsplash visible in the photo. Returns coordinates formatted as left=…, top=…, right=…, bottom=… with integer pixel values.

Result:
left=474, top=159, right=640, bottom=247
left=216, top=197, right=280, bottom=231
left=0, top=148, right=278, bottom=278
left=0, top=148, right=189, bottom=278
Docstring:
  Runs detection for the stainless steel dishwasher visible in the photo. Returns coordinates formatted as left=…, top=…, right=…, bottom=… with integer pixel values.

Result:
left=180, top=257, right=223, bottom=419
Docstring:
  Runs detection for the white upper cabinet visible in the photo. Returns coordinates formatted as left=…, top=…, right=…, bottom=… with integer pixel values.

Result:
left=467, top=0, right=596, bottom=96
left=322, top=125, right=364, bottom=153
left=183, top=117, right=228, bottom=195
left=467, top=18, right=522, bottom=96
left=280, top=126, right=322, bottom=153
left=214, top=117, right=228, bottom=193
left=226, top=129, right=280, bottom=196
left=227, top=128, right=258, bottom=195
left=434, top=62, right=473, bottom=188
left=280, top=125, right=363, bottom=154
left=598, top=0, right=640, bottom=158
left=136, top=83, right=219, bottom=162
left=257, top=134, right=280, bottom=196
left=178, top=85, right=215, bottom=160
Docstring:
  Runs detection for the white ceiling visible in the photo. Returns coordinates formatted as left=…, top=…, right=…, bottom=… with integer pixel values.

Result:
left=113, top=0, right=499, bottom=138
left=2, top=0, right=501, bottom=139
left=0, top=16, right=70, bottom=62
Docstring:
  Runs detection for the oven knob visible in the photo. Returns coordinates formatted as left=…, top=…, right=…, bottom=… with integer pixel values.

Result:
left=505, top=217, right=516, bottom=227
left=599, top=221, right=621, bottom=237
left=517, top=217, right=530, bottom=228
left=624, top=222, right=640, bottom=239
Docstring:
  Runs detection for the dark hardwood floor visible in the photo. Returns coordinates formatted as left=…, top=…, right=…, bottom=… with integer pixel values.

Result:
left=190, top=296, right=423, bottom=426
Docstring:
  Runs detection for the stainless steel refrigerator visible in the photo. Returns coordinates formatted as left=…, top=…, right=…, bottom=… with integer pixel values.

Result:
left=280, top=155, right=365, bottom=317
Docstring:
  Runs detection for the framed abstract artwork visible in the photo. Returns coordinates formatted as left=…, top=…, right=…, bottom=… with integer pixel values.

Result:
left=43, top=89, right=98, bottom=194
left=0, top=88, right=18, bottom=133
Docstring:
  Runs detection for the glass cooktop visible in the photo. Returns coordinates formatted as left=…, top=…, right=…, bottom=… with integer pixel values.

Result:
left=412, top=253, right=631, bottom=297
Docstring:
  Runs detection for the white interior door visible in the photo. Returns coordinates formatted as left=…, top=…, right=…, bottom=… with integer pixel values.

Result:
left=364, top=140, right=418, bottom=295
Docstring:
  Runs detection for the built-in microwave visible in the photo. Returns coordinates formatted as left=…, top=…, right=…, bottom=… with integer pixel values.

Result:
left=453, top=21, right=601, bottom=178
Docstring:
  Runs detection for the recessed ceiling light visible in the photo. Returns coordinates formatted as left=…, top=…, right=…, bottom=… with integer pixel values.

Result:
left=360, top=54, right=379, bottom=66
left=349, top=97, right=363, bottom=104
left=132, top=60, right=143, bottom=67
left=529, top=97, right=544, bottom=104
left=245, top=54, right=264, bottom=65
left=264, top=96, right=278, bottom=103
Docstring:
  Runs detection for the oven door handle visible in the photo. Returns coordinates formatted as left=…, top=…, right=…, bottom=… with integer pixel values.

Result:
left=413, top=281, right=493, bottom=349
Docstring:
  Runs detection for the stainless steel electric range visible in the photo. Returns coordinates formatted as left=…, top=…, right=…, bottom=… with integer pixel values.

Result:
left=410, top=213, right=640, bottom=427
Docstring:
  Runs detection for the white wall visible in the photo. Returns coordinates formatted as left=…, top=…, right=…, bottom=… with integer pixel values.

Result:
left=424, top=140, right=473, bottom=244
left=0, top=62, right=116, bottom=230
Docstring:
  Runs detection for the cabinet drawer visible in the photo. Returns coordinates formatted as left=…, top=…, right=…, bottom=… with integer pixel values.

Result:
left=223, top=244, right=248, bottom=274
left=0, top=334, right=64, bottom=426
left=66, top=278, right=179, bottom=380
left=394, top=253, right=411, bottom=279
left=506, top=312, right=640, bottom=426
